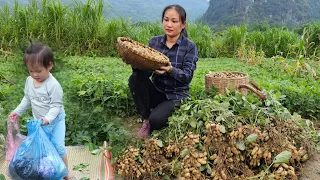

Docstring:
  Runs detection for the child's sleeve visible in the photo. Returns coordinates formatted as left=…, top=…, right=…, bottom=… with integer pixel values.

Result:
left=45, top=83, right=63, bottom=123
left=14, top=78, right=31, bottom=116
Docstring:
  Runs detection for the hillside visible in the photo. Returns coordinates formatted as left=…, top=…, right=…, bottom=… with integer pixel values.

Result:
left=0, top=0, right=209, bottom=23
left=309, top=0, right=320, bottom=21
left=105, top=0, right=209, bottom=22
left=201, top=0, right=320, bottom=30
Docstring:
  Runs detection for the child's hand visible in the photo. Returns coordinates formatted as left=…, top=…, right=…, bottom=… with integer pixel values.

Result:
left=41, top=117, right=49, bottom=125
left=8, top=112, right=19, bottom=121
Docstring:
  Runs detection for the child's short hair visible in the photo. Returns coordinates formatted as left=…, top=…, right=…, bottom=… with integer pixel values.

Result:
left=24, top=42, right=54, bottom=69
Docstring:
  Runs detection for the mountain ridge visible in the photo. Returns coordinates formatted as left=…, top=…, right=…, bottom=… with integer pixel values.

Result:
left=105, top=0, right=209, bottom=22
left=201, top=0, right=320, bottom=30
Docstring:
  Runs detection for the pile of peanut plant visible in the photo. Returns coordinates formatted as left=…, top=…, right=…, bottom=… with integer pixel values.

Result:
left=115, top=90, right=317, bottom=179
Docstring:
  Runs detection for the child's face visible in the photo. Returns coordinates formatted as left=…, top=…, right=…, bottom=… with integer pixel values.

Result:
left=26, top=63, right=53, bottom=83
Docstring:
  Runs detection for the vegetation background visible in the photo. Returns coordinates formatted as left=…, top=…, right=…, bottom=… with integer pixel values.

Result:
left=0, top=0, right=209, bottom=22
left=0, top=0, right=319, bottom=163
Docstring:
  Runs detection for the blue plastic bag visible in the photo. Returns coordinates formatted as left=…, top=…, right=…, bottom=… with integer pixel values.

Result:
left=8, top=120, right=68, bottom=180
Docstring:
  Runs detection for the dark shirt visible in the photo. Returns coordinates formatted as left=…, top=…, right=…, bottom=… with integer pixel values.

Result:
left=148, top=34, right=198, bottom=100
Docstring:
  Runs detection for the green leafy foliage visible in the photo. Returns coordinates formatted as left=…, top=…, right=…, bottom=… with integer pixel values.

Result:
left=158, top=89, right=294, bottom=142
left=0, top=0, right=319, bottom=59
left=1, top=56, right=319, bottom=158
left=0, top=56, right=136, bottom=157
left=72, top=163, right=90, bottom=173
left=0, top=174, right=6, bottom=180
left=0, top=133, right=5, bottom=156
left=190, top=58, right=320, bottom=119
left=246, top=133, right=258, bottom=143
left=273, top=151, right=292, bottom=164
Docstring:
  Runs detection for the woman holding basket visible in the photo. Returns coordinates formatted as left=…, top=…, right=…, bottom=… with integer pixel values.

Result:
left=128, top=4, right=198, bottom=138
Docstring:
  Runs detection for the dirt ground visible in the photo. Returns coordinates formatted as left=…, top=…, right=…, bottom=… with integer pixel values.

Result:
left=300, top=123, right=320, bottom=179
left=299, top=151, right=320, bottom=180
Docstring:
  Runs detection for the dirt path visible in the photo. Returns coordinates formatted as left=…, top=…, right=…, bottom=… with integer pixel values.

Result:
left=299, top=152, right=320, bottom=180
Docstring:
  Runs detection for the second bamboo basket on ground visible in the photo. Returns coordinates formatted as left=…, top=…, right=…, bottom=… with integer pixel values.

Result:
left=205, top=71, right=266, bottom=100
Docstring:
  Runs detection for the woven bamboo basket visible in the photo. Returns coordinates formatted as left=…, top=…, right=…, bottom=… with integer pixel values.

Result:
left=116, top=37, right=169, bottom=70
left=205, top=71, right=266, bottom=100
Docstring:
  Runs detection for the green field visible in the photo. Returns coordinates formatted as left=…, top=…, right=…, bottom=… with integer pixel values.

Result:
left=1, top=55, right=320, bottom=179
left=1, top=1, right=319, bottom=178
left=1, top=56, right=319, bottom=150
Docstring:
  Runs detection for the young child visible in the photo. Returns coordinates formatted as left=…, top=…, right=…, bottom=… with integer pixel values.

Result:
left=8, top=42, right=73, bottom=180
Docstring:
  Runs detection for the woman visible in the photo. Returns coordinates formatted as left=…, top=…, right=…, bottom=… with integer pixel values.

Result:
left=129, top=4, right=198, bottom=138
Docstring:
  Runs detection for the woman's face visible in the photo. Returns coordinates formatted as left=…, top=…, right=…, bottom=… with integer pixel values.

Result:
left=162, top=8, right=186, bottom=38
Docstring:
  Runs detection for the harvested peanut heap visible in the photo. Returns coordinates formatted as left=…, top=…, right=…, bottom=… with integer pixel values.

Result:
left=206, top=72, right=247, bottom=78
left=116, top=119, right=314, bottom=180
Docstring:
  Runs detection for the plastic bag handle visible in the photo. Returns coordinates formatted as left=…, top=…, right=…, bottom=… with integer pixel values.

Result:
left=6, top=118, right=22, bottom=162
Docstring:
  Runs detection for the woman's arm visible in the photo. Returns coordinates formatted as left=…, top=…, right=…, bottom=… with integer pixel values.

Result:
left=155, top=42, right=198, bottom=84
left=169, top=43, right=198, bottom=84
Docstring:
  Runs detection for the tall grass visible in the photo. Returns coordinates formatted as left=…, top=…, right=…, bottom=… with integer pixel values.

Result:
left=66, top=0, right=103, bottom=55
left=0, top=4, right=12, bottom=50
left=223, top=25, right=248, bottom=56
left=294, top=23, right=320, bottom=60
left=188, top=23, right=217, bottom=58
left=245, top=28, right=297, bottom=57
left=130, top=22, right=162, bottom=44
left=0, top=0, right=319, bottom=58
left=0, top=0, right=128, bottom=56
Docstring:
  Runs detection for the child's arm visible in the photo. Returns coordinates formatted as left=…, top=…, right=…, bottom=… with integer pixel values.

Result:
left=43, top=82, right=63, bottom=124
left=12, top=96, right=31, bottom=116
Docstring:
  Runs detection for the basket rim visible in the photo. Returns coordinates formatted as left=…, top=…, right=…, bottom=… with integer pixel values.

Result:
left=205, top=71, right=249, bottom=80
left=117, top=37, right=169, bottom=64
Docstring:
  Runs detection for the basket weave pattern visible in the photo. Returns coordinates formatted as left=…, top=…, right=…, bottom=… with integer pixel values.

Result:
left=205, top=72, right=249, bottom=94
left=116, top=37, right=169, bottom=70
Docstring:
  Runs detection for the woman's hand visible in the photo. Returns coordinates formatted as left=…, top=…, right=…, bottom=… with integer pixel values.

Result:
left=154, top=62, right=173, bottom=75
left=8, top=112, right=19, bottom=121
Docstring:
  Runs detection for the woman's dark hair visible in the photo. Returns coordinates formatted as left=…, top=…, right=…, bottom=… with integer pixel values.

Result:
left=162, top=4, right=188, bottom=37
left=24, top=42, right=54, bottom=69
